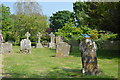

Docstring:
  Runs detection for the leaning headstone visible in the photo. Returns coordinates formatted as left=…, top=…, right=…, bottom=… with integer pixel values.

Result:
left=79, top=34, right=99, bottom=75
left=49, top=32, right=56, bottom=49
left=36, top=32, right=43, bottom=48
left=56, top=42, right=71, bottom=57
left=20, top=32, right=31, bottom=53
left=0, top=42, right=12, bottom=53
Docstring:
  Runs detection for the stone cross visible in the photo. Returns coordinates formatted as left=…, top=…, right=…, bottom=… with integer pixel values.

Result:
left=37, top=32, right=42, bottom=43
left=49, top=32, right=55, bottom=43
left=25, top=32, right=30, bottom=40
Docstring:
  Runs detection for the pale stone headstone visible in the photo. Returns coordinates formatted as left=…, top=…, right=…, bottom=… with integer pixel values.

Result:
left=20, top=32, right=31, bottom=53
left=56, top=42, right=71, bottom=57
left=0, top=42, right=12, bottom=54
left=79, top=38, right=99, bottom=75
left=56, top=36, right=63, bottom=44
left=0, top=30, right=3, bottom=53
left=49, top=32, right=56, bottom=49
left=36, top=32, right=43, bottom=48
left=20, top=39, right=31, bottom=53
left=25, top=32, right=30, bottom=40
left=0, top=30, right=3, bottom=45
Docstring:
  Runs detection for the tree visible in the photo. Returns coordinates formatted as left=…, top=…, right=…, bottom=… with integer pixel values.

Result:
left=73, top=2, right=89, bottom=27
left=13, top=1, right=48, bottom=44
left=49, top=10, right=75, bottom=32
left=14, top=14, right=48, bottom=42
left=73, top=2, right=120, bottom=39
left=0, top=4, right=14, bottom=42
left=14, top=1, right=42, bottom=16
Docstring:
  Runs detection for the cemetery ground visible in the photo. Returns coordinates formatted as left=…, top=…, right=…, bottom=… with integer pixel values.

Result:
left=2, top=46, right=119, bottom=78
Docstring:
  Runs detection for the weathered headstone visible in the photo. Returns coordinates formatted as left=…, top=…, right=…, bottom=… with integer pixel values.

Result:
left=56, top=42, right=71, bottom=57
left=56, top=36, right=63, bottom=44
left=49, top=32, right=56, bottom=49
left=0, top=42, right=12, bottom=53
left=79, top=35, right=99, bottom=75
left=20, top=32, right=31, bottom=53
left=36, top=32, right=43, bottom=48
left=0, top=30, right=3, bottom=53
left=0, top=30, right=3, bottom=46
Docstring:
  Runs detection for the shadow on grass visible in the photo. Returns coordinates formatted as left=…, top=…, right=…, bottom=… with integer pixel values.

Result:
left=70, top=46, right=120, bottom=59
left=2, top=67, right=116, bottom=79
left=46, top=67, right=113, bottom=78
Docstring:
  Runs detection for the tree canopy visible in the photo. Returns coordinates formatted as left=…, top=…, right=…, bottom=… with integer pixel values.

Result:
left=49, top=10, right=75, bottom=32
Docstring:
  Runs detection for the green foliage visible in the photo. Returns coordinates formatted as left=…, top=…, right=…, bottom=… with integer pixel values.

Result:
left=49, top=10, right=75, bottom=32
left=73, top=2, right=120, bottom=37
left=55, top=2, right=118, bottom=42
left=56, top=22, right=117, bottom=42
left=0, top=4, right=14, bottom=41
left=73, top=2, right=89, bottom=27
left=56, top=22, right=83, bottom=41
left=13, top=14, right=48, bottom=44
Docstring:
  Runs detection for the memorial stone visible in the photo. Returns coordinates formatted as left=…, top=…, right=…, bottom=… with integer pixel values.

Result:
left=79, top=35, right=99, bottom=75
left=20, top=32, right=31, bottom=53
left=36, top=32, right=43, bottom=48
left=56, top=36, right=63, bottom=44
left=1, top=42, right=12, bottom=53
left=49, top=32, right=56, bottom=49
left=56, top=42, right=71, bottom=57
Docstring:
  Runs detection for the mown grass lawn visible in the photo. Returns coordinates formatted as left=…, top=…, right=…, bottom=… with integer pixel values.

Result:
left=3, top=46, right=119, bottom=78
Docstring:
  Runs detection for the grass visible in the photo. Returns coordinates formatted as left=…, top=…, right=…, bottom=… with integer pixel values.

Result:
left=3, top=46, right=119, bottom=78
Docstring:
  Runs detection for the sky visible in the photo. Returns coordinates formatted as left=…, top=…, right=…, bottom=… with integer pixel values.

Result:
left=2, top=2, right=74, bottom=17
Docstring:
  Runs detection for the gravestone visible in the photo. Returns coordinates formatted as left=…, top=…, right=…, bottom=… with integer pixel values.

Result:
left=56, top=36, right=63, bottom=44
left=56, top=42, right=71, bottom=57
left=0, top=30, right=12, bottom=54
left=49, top=32, right=56, bottom=49
left=1, top=42, right=12, bottom=53
left=0, top=30, right=3, bottom=46
left=20, top=32, right=31, bottom=53
left=36, top=32, right=43, bottom=48
left=0, top=30, right=3, bottom=53
left=79, top=35, right=99, bottom=75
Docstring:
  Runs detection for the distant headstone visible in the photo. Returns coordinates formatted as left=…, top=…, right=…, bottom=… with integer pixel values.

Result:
left=20, top=32, right=31, bottom=53
left=36, top=32, right=43, bottom=48
left=0, top=30, right=3, bottom=45
left=0, top=30, right=3, bottom=53
left=56, top=36, right=63, bottom=44
left=49, top=32, right=56, bottom=49
left=56, top=42, right=71, bottom=57
left=25, top=32, right=30, bottom=40
left=79, top=36, right=99, bottom=75
left=0, top=42, right=12, bottom=54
